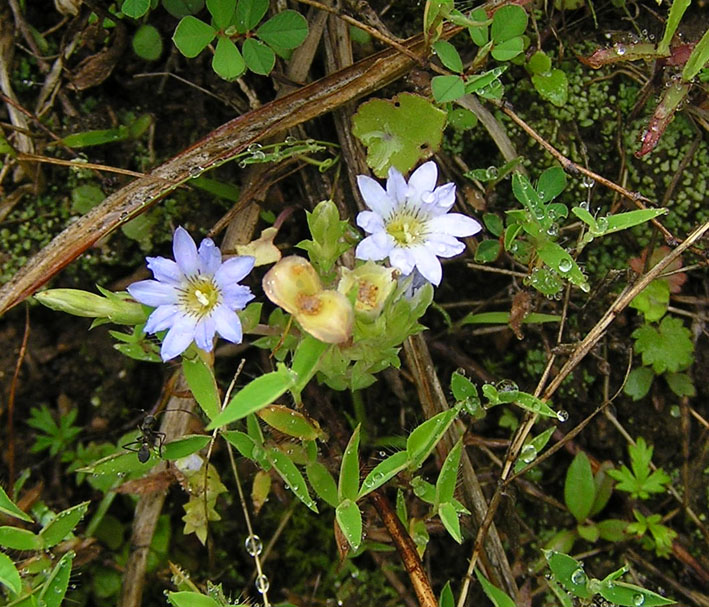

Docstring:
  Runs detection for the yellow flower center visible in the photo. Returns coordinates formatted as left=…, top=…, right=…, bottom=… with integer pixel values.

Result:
left=181, top=276, right=221, bottom=318
left=386, top=208, right=428, bottom=247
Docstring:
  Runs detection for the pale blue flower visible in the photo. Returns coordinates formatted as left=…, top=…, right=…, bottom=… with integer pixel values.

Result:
left=355, top=161, right=482, bottom=285
left=128, top=227, right=255, bottom=361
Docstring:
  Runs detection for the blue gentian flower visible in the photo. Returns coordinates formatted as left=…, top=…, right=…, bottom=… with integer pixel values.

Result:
left=128, top=227, right=255, bottom=361
left=355, top=161, right=482, bottom=285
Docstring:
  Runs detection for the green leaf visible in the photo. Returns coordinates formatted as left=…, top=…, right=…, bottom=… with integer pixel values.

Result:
left=0, top=486, right=32, bottom=522
left=632, top=316, right=694, bottom=374
left=536, top=240, right=589, bottom=292
left=256, top=10, right=308, bottom=49
left=206, top=0, right=235, bottom=29
left=335, top=499, right=362, bottom=550
left=76, top=451, right=158, bottom=476
left=338, top=425, right=361, bottom=502
left=629, top=279, right=670, bottom=322
left=527, top=50, right=551, bottom=74
left=190, top=176, right=241, bottom=201
left=168, top=591, right=222, bottom=607
left=482, top=213, right=504, bottom=236
left=450, top=371, right=477, bottom=402
left=448, top=107, right=477, bottom=130
left=589, top=462, right=615, bottom=517
left=182, top=356, right=220, bottom=420
left=221, top=430, right=256, bottom=459
left=122, top=0, right=151, bottom=18
left=467, top=8, right=489, bottom=46
left=406, top=409, right=457, bottom=469
left=576, top=523, right=599, bottom=542
left=267, top=448, right=318, bottom=512
left=132, top=24, right=163, bottom=60
left=657, top=0, right=690, bottom=55
left=162, top=0, right=205, bottom=18
left=436, top=438, right=462, bottom=505
left=474, top=568, right=517, bottom=607
left=162, top=435, right=211, bottom=460
left=597, top=518, right=628, bottom=542
left=439, top=581, right=454, bottom=607
left=682, top=27, right=709, bottom=81
left=665, top=372, right=695, bottom=397
left=0, top=551, right=21, bottom=595
left=172, top=16, right=216, bottom=58
left=212, top=36, right=246, bottom=80
left=433, top=40, right=463, bottom=72
left=623, top=366, right=654, bottom=401
left=257, top=405, right=323, bottom=440
left=465, top=65, right=507, bottom=95
left=306, top=461, right=338, bottom=507
left=0, top=526, right=44, bottom=550
left=491, top=37, right=523, bottom=61
left=598, top=579, right=675, bottom=607
left=564, top=451, right=595, bottom=523
left=438, top=501, right=463, bottom=543
left=206, top=366, right=297, bottom=429
left=532, top=69, right=568, bottom=107
left=235, top=0, right=268, bottom=32
left=352, top=93, right=447, bottom=177
left=490, top=5, right=527, bottom=42
left=291, top=335, right=329, bottom=398
left=544, top=550, right=592, bottom=599
left=242, top=37, right=275, bottom=74
left=40, top=502, right=89, bottom=548
left=604, top=208, right=668, bottom=235
left=431, top=75, right=465, bottom=103
left=461, top=311, right=561, bottom=325
left=358, top=451, right=409, bottom=499
left=39, top=551, right=73, bottom=607
left=537, top=166, right=567, bottom=202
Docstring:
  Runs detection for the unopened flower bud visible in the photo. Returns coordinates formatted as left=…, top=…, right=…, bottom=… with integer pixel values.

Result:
left=35, top=289, right=147, bottom=325
left=338, top=262, right=396, bottom=319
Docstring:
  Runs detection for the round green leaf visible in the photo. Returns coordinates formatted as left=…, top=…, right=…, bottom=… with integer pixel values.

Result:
left=242, top=37, right=275, bottom=75
left=352, top=92, right=447, bottom=177
left=235, top=0, right=269, bottom=33
left=448, top=107, right=477, bottom=130
left=122, top=0, right=151, bottom=18
left=491, top=36, right=524, bottom=61
left=474, top=239, right=501, bottom=263
left=173, top=16, right=216, bottom=58
left=490, top=5, right=528, bottom=43
left=527, top=50, right=551, bottom=74
left=132, top=24, right=163, bottom=61
left=162, top=0, right=204, bottom=18
left=531, top=68, right=569, bottom=107
left=206, top=0, right=235, bottom=30
left=433, top=39, right=463, bottom=72
left=623, top=366, right=654, bottom=401
left=256, top=10, right=308, bottom=49
left=212, top=35, right=246, bottom=80
left=431, top=74, right=465, bottom=103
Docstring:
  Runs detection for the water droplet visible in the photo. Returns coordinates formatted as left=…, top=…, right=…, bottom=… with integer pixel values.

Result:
left=247, top=143, right=263, bottom=153
left=596, top=216, right=609, bottom=231
left=670, top=405, right=681, bottom=418
left=633, top=593, right=645, bottom=606
left=556, top=409, right=569, bottom=422
left=496, top=379, right=519, bottom=393
left=616, top=44, right=626, bottom=56
left=558, top=258, right=573, bottom=273
left=546, top=223, right=559, bottom=238
left=238, top=160, right=248, bottom=168
left=486, top=166, right=499, bottom=178
left=581, top=175, right=595, bottom=188
left=189, top=166, right=204, bottom=177
left=571, top=568, right=587, bottom=585
left=579, top=200, right=590, bottom=210
left=284, top=136, right=297, bottom=145
left=245, top=534, right=263, bottom=556
left=252, top=150, right=266, bottom=160
left=520, top=444, right=537, bottom=463
left=255, top=574, right=270, bottom=594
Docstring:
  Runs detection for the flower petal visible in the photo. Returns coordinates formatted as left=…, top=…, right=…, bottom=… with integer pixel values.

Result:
left=431, top=182, right=456, bottom=213
left=144, top=304, right=180, bottom=333
left=386, top=166, right=408, bottom=204
left=411, top=245, right=442, bottom=285
left=194, top=316, right=216, bottom=352
left=356, top=210, right=385, bottom=234
left=173, top=226, right=200, bottom=277
left=215, top=256, right=255, bottom=285
left=127, top=280, right=179, bottom=307
left=355, top=232, right=394, bottom=261
left=198, top=238, right=221, bottom=275
left=221, top=284, right=254, bottom=310
left=407, top=161, right=438, bottom=200
left=357, top=175, right=394, bottom=217
left=212, top=305, right=243, bottom=344
left=389, top=246, right=416, bottom=276
left=430, top=213, right=482, bottom=237
left=425, top=233, right=465, bottom=258
left=146, top=256, right=182, bottom=284
left=161, top=314, right=197, bottom=360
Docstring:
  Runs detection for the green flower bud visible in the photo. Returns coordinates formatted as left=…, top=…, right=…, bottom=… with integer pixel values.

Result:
left=34, top=288, right=147, bottom=325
